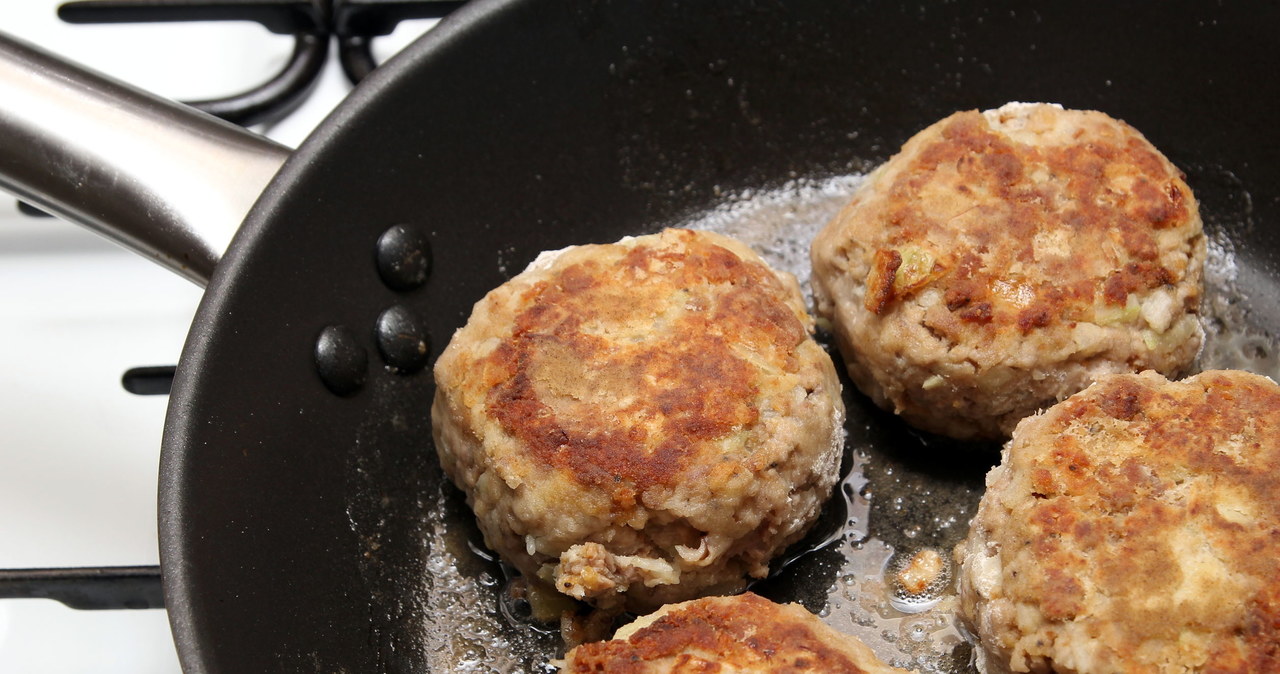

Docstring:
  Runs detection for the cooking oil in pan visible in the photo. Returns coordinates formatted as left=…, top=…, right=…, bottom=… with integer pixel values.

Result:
left=1198, top=225, right=1280, bottom=378
left=683, top=175, right=982, bottom=673
left=679, top=172, right=868, bottom=308
left=1189, top=163, right=1280, bottom=378
left=388, top=166, right=1270, bottom=673
left=674, top=169, right=1274, bottom=673
left=405, top=479, right=561, bottom=672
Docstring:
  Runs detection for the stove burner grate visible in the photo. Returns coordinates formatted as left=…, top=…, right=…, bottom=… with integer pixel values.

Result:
left=60, top=0, right=465, bottom=126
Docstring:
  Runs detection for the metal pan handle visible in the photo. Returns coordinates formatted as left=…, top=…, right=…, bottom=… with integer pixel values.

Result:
left=0, top=31, right=291, bottom=287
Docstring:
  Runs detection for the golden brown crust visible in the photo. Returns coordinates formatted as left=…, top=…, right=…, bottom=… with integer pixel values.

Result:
left=477, top=235, right=806, bottom=494
left=433, top=229, right=844, bottom=610
left=811, top=103, right=1205, bottom=440
left=861, top=108, right=1197, bottom=323
left=558, top=593, right=910, bottom=673
left=957, top=370, right=1280, bottom=673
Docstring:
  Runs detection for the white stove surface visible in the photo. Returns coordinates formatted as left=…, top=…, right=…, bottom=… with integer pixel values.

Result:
left=0, top=4, right=437, bottom=671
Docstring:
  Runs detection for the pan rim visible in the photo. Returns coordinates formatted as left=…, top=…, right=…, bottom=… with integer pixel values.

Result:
left=157, top=0, right=523, bottom=669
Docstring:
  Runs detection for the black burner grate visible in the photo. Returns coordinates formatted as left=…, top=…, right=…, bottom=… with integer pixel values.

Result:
left=59, top=0, right=465, bottom=126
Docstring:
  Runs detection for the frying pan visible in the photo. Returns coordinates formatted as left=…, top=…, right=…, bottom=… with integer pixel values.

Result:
left=2, top=0, right=1278, bottom=671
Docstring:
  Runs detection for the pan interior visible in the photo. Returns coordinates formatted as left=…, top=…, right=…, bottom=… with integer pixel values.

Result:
left=368, top=167, right=1274, bottom=673
left=159, top=1, right=1280, bottom=672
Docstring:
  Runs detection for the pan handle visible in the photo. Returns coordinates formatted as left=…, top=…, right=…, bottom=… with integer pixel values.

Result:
left=0, top=31, right=291, bottom=287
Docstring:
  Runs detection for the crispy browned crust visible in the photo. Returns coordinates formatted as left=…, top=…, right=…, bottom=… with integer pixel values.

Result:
left=811, top=103, right=1205, bottom=440
left=433, top=229, right=844, bottom=610
left=856, top=110, right=1194, bottom=324
left=559, top=593, right=910, bottom=673
left=478, top=233, right=806, bottom=494
left=957, top=370, right=1280, bottom=673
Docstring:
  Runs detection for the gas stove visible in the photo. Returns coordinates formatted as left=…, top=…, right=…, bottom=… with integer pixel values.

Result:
left=0, top=2, right=447, bottom=670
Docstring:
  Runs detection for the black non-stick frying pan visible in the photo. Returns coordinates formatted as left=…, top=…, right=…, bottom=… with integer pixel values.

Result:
left=2, top=1, right=1279, bottom=671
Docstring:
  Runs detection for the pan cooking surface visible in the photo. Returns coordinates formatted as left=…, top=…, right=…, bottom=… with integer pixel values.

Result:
left=341, top=165, right=1270, bottom=673
left=157, top=2, right=1280, bottom=671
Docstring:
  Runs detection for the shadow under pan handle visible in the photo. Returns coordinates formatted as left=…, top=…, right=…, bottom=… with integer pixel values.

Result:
left=0, top=31, right=291, bottom=287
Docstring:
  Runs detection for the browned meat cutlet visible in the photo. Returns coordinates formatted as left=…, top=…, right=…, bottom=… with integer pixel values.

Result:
left=433, top=229, right=844, bottom=612
left=557, top=592, right=911, bottom=673
left=811, top=103, right=1204, bottom=440
left=956, top=369, right=1280, bottom=673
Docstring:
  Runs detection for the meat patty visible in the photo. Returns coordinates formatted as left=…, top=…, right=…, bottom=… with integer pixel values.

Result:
left=811, top=102, right=1205, bottom=440
left=557, top=592, right=910, bottom=673
left=432, top=229, right=844, bottom=612
left=955, top=370, right=1280, bottom=674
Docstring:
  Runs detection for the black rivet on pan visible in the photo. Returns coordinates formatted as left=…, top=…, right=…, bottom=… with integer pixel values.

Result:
left=314, top=325, right=368, bottom=396
left=375, top=305, right=429, bottom=374
left=375, top=224, right=431, bottom=291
